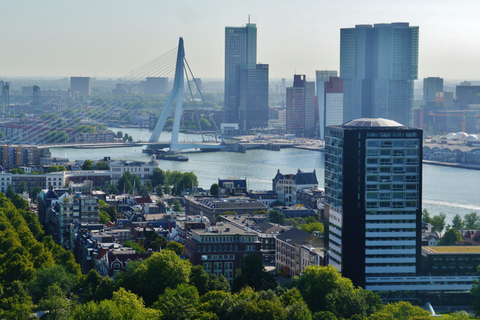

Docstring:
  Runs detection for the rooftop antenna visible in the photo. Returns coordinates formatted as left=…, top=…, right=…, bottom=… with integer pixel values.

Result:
left=248, top=15, right=250, bottom=23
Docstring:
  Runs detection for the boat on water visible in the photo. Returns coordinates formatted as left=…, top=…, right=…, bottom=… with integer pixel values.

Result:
left=156, top=154, right=189, bottom=162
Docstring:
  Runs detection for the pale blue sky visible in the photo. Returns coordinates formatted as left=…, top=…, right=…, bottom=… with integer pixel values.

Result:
left=1, top=0, right=480, bottom=81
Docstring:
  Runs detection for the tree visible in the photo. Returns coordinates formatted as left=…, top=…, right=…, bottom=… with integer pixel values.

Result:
left=430, top=213, right=447, bottom=233
left=210, top=183, right=219, bottom=196
left=5, top=184, right=15, bottom=199
left=270, top=200, right=284, bottom=208
left=82, top=160, right=93, bottom=170
left=0, top=281, right=35, bottom=320
left=166, top=241, right=184, bottom=255
left=465, top=212, right=480, bottom=229
left=27, top=265, right=76, bottom=303
left=153, top=284, right=199, bottom=320
left=452, top=214, right=465, bottom=230
left=269, top=210, right=285, bottom=224
left=116, top=131, right=124, bottom=139
left=151, top=168, right=166, bottom=187
left=231, top=254, right=277, bottom=293
left=94, top=161, right=109, bottom=170
left=38, top=284, right=71, bottom=320
left=368, top=301, right=429, bottom=320
left=172, top=199, right=181, bottom=211
left=300, top=222, right=324, bottom=234
left=8, top=168, right=25, bottom=174
left=438, top=228, right=462, bottom=245
left=422, top=208, right=431, bottom=223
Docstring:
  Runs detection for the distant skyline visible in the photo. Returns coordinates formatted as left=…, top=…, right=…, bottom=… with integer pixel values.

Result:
left=2, top=0, right=480, bottom=81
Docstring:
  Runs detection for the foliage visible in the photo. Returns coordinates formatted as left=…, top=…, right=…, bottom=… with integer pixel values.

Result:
left=117, top=171, right=141, bottom=194
left=367, top=301, right=429, bottom=320
left=27, top=265, right=76, bottom=303
left=81, top=159, right=93, bottom=170
left=300, top=221, right=324, bottom=234
left=38, top=283, right=72, bottom=320
left=269, top=210, right=285, bottom=224
left=94, top=161, right=109, bottom=170
left=438, top=228, right=463, bottom=245
left=124, top=240, right=146, bottom=254
left=422, top=209, right=431, bottom=223
left=465, top=212, right=480, bottom=229
left=210, top=183, right=219, bottom=196
left=151, top=167, right=166, bottom=187
left=8, top=168, right=25, bottom=174
left=0, top=280, right=35, bottom=320
left=452, top=214, right=465, bottom=230
left=231, top=254, right=277, bottom=293
left=166, top=241, right=184, bottom=255
left=80, top=269, right=114, bottom=303
left=71, top=288, right=161, bottom=320
left=153, top=283, right=200, bottom=320
left=47, top=165, right=67, bottom=173
left=430, top=213, right=447, bottom=233
left=270, top=200, right=285, bottom=208
left=98, top=211, right=110, bottom=224
left=5, top=184, right=14, bottom=199
left=172, top=199, right=181, bottom=211
left=165, top=170, right=198, bottom=195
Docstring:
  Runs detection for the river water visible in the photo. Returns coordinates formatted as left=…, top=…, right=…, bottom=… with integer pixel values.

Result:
left=50, top=127, right=480, bottom=225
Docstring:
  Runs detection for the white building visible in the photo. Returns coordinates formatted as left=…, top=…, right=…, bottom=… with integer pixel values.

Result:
left=109, top=156, right=158, bottom=185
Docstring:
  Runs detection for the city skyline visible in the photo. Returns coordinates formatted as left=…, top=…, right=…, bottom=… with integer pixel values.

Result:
left=2, top=1, right=480, bottom=80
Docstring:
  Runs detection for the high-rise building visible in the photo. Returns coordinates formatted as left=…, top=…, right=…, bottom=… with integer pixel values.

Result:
left=70, top=77, right=91, bottom=96
left=340, top=23, right=419, bottom=126
left=455, top=84, right=480, bottom=109
left=324, top=118, right=422, bottom=288
left=423, top=77, right=443, bottom=103
left=324, top=77, right=344, bottom=130
left=145, top=77, right=168, bottom=95
left=316, top=71, right=338, bottom=139
left=286, top=75, right=315, bottom=134
left=237, top=64, right=269, bottom=130
left=224, top=22, right=257, bottom=125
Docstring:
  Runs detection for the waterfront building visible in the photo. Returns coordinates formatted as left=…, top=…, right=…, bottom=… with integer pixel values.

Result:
left=109, top=156, right=158, bottom=186
left=272, top=169, right=318, bottom=206
left=237, top=63, right=269, bottom=130
left=423, top=77, right=443, bottom=103
left=286, top=75, right=316, bottom=134
left=324, top=118, right=422, bottom=288
left=325, top=77, right=344, bottom=128
left=340, top=23, right=419, bottom=126
left=70, top=77, right=91, bottom=96
left=224, top=22, right=257, bottom=126
left=316, top=70, right=338, bottom=139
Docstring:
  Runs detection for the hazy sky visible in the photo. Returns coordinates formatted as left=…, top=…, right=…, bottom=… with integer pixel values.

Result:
left=2, top=0, right=480, bottom=81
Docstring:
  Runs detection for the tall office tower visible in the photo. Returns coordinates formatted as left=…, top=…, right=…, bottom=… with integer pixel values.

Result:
left=325, top=77, right=344, bottom=127
left=237, top=64, right=269, bottom=130
left=340, top=23, right=419, bottom=126
left=70, top=77, right=91, bottom=96
left=316, top=71, right=338, bottom=139
left=286, top=75, right=315, bottom=134
left=145, top=77, right=168, bottom=95
left=224, top=22, right=257, bottom=125
left=423, top=77, right=443, bottom=103
left=455, top=84, right=480, bottom=109
left=324, top=118, right=422, bottom=288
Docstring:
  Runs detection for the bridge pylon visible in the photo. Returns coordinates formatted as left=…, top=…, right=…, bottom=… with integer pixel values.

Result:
left=148, top=37, right=185, bottom=152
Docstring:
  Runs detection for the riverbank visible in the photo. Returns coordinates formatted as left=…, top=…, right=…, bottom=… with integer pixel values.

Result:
left=423, top=160, right=480, bottom=171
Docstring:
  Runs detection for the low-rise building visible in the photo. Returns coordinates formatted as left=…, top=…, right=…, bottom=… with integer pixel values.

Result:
left=184, top=195, right=268, bottom=220
left=110, top=156, right=158, bottom=185
left=275, top=228, right=325, bottom=277
left=422, top=246, right=480, bottom=276
left=272, top=169, right=318, bottom=205
left=97, top=248, right=153, bottom=278
left=184, top=221, right=261, bottom=283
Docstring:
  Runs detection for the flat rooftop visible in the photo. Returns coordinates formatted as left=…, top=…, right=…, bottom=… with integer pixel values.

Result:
left=423, top=246, right=480, bottom=254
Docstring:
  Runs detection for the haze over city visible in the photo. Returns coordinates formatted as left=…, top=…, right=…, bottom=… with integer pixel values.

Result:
left=2, top=0, right=480, bottom=80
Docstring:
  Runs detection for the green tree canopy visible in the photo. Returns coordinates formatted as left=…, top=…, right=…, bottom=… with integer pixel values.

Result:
left=82, top=159, right=93, bottom=170
left=166, top=241, right=184, bottom=255
left=231, top=254, right=277, bottom=293
left=209, top=183, right=219, bottom=196
left=269, top=210, right=285, bottom=224
left=464, top=212, right=480, bottom=229
left=8, top=168, right=25, bottom=174
left=452, top=214, right=465, bottom=230
left=438, top=228, right=462, bottom=245
left=300, top=221, right=324, bottom=234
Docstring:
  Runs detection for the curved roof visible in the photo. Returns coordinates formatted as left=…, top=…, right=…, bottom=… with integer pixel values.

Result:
left=343, top=118, right=404, bottom=128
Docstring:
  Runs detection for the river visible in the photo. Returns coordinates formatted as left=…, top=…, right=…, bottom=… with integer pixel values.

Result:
left=50, top=127, right=480, bottom=225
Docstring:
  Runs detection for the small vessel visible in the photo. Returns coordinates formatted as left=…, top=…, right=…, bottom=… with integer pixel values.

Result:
left=156, top=154, right=189, bottom=162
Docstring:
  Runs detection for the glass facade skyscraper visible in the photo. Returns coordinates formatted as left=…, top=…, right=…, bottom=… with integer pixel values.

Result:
left=340, top=23, right=419, bottom=126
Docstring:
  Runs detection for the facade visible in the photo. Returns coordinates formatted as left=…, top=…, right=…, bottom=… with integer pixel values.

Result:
left=224, top=22, right=257, bottom=125
left=316, top=70, right=338, bottom=139
left=109, top=156, right=158, bottom=185
left=236, top=63, right=269, bottom=130
left=184, top=195, right=268, bottom=220
left=325, top=77, right=344, bottom=128
left=184, top=221, right=261, bottom=282
left=145, top=77, right=168, bottom=95
left=272, top=169, right=318, bottom=206
left=423, top=77, right=443, bottom=102
left=324, top=118, right=422, bottom=288
left=286, top=75, right=316, bottom=134
left=70, top=77, right=91, bottom=96
left=275, top=228, right=325, bottom=277
left=340, top=23, right=419, bottom=126
left=455, top=84, right=480, bottom=109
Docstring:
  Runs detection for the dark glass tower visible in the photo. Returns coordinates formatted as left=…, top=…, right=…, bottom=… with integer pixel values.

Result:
left=340, top=23, right=419, bottom=126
